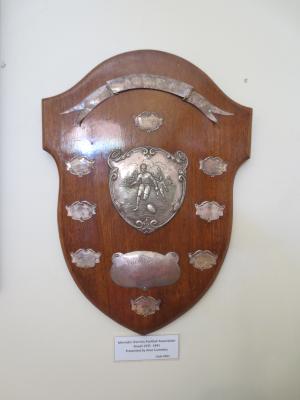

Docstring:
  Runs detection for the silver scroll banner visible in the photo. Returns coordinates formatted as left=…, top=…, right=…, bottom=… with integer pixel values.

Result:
left=62, top=74, right=233, bottom=124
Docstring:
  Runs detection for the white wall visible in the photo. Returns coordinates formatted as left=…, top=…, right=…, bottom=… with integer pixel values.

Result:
left=1, top=1, right=299, bottom=399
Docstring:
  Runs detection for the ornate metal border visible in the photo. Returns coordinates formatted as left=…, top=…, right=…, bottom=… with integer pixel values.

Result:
left=108, top=147, right=188, bottom=233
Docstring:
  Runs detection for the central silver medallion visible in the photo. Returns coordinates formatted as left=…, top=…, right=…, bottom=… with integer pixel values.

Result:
left=108, top=147, right=188, bottom=233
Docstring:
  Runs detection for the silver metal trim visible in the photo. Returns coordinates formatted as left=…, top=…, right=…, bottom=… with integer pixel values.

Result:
left=62, top=74, right=233, bottom=124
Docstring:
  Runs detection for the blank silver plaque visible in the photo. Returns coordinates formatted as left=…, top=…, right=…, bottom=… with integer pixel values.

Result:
left=134, top=111, right=163, bottom=133
left=195, top=201, right=225, bottom=222
left=189, top=250, right=218, bottom=271
left=66, top=201, right=96, bottom=222
left=199, top=157, right=227, bottom=177
left=110, top=251, right=180, bottom=290
left=131, top=296, right=161, bottom=317
left=70, top=249, right=101, bottom=268
left=65, top=156, right=95, bottom=177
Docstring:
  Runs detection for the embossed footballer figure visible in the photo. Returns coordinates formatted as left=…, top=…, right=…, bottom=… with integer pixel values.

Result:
left=108, top=147, right=187, bottom=233
left=130, top=164, right=159, bottom=211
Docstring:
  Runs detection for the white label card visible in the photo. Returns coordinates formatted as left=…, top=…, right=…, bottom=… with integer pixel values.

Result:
left=114, top=334, right=179, bottom=361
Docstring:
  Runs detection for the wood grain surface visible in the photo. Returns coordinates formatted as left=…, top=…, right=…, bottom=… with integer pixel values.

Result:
left=42, top=50, right=252, bottom=334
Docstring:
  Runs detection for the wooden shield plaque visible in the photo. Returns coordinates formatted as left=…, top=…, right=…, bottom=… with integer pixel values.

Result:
left=42, top=50, right=252, bottom=334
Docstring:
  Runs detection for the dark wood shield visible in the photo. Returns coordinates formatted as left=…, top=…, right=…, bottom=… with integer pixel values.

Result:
left=42, top=50, right=252, bottom=334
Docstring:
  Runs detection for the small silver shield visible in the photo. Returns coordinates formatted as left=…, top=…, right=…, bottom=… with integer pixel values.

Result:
left=108, top=147, right=188, bottom=233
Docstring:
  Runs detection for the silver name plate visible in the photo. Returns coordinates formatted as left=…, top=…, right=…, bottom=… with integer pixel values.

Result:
left=110, top=251, right=180, bottom=290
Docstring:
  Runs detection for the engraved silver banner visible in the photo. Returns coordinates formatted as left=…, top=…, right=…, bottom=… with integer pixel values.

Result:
left=62, top=74, right=233, bottom=124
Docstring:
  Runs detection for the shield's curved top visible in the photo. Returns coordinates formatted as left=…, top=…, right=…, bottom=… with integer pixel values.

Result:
left=43, top=50, right=252, bottom=334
